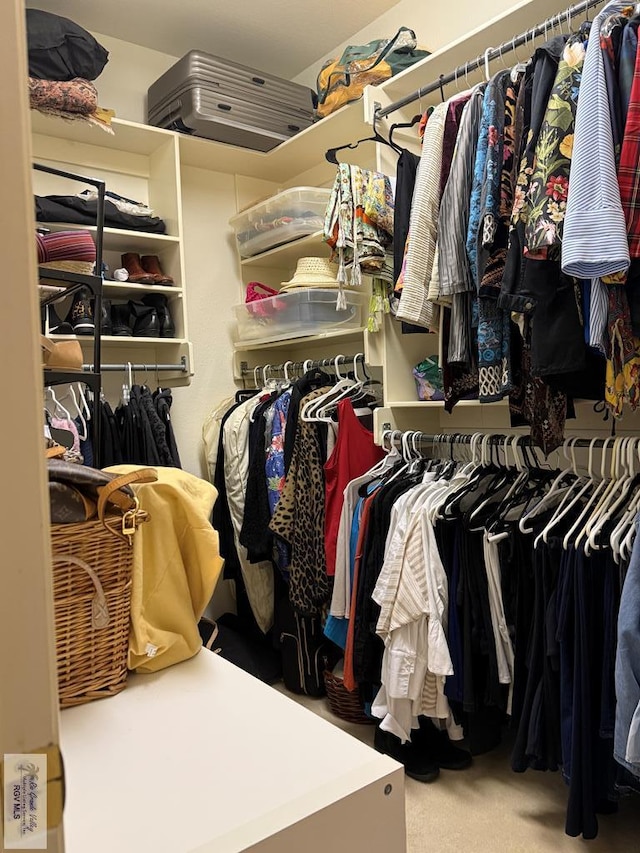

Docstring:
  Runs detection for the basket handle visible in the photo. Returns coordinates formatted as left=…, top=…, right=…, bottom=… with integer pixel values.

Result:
left=52, top=555, right=109, bottom=629
left=97, top=468, right=158, bottom=543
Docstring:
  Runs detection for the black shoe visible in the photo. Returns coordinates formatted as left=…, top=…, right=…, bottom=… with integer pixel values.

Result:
left=374, top=726, right=439, bottom=783
left=47, top=304, right=73, bottom=335
left=128, top=300, right=160, bottom=337
left=111, top=303, right=133, bottom=336
left=65, top=287, right=94, bottom=335
left=141, top=294, right=175, bottom=338
left=414, top=718, right=472, bottom=771
left=99, top=298, right=112, bottom=336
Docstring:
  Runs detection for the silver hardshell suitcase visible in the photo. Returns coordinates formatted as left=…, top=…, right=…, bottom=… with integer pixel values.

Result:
left=147, top=50, right=315, bottom=151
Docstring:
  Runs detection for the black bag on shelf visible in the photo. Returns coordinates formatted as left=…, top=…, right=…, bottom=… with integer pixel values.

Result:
left=26, top=9, right=109, bottom=82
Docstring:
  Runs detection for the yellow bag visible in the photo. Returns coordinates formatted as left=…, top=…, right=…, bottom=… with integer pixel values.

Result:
left=316, top=27, right=429, bottom=119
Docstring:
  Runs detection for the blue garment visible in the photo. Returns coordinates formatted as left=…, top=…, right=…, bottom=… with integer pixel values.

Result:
left=614, top=517, right=640, bottom=778
left=324, top=495, right=366, bottom=649
left=466, top=83, right=492, bottom=285
left=619, top=17, right=638, bottom=120
left=266, top=390, right=291, bottom=575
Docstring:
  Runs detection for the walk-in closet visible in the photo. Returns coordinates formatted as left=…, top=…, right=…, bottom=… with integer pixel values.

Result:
left=4, top=0, right=640, bottom=851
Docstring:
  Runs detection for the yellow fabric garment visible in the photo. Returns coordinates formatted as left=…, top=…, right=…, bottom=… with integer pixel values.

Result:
left=106, top=465, right=223, bottom=673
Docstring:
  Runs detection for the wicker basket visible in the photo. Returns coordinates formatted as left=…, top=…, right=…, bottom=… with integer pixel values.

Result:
left=50, top=514, right=135, bottom=708
left=323, top=669, right=376, bottom=725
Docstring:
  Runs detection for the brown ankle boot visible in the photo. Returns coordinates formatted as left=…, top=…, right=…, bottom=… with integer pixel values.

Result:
left=140, top=254, right=174, bottom=284
left=121, top=252, right=155, bottom=284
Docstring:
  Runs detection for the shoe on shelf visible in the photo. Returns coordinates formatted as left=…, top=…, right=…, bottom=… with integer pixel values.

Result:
left=41, top=335, right=83, bottom=371
left=141, top=293, right=175, bottom=337
left=413, top=717, right=473, bottom=771
left=46, top=304, right=73, bottom=335
left=99, top=297, right=113, bottom=336
left=110, top=303, right=133, bottom=336
left=65, top=286, right=95, bottom=335
left=374, top=726, right=440, bottom=783
left=121, top=252, right=155, bottom=284
left=140, top=254, right=173, bottom=284
left=128, top=300, right=160, bottom=337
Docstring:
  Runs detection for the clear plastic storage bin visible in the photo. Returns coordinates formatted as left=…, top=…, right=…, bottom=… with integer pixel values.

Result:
left=229, top=187, right=331, bottom=258
left=234, top=288, right=368, bottom=343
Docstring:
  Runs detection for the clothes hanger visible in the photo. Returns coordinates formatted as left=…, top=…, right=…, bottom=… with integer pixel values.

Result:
left=68, top=385, right=88, bottom=441
left=586, top=437, right=638, bottom=554
left=388, top=113, right=422, bottom=151
left=519, top=437, right=577, bottom=533
left=562, top=438, right=613, bottom=551
left=325, top=110, right=401, bottom=164
left=536, top=436, right=596, bottom=548
left=300, top=354, right=353, bottom=421
left=46, top=386, right=73, bottom=421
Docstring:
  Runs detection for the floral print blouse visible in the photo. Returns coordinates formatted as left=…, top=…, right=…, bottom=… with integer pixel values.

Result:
left=524, top=36, right=586, bottom=260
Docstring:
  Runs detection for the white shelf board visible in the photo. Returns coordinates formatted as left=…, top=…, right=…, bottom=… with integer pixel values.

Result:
left=50, top=334, right=187, bottom=346
left=377, top=0, right=574, bottom=106
left=40, top=223, right=180, bottom=252
left=386, top=399, right=509, bottom=408
left=234, top=327, right=366, bottom=351
left=179, top=101, right=365, bottom=182
left=30, top=112, right=175, bottom=155
left=240, top=232, right=329, bottom=270
left=59, top=651, right=403, bottom=853
left=103, top=282, right=182, bottom=296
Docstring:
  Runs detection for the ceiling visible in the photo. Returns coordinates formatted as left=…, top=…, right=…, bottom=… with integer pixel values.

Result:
left=28, top=0, right=402, bottom=79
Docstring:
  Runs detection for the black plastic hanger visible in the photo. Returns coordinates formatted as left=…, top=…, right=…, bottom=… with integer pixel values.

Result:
left=388, top=113, right=422, bottom=151
left=325, top=111, right=401, bottom=164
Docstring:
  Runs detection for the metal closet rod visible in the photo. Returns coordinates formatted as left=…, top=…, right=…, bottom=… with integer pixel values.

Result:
left=386, top=432, right=616, bottom=449
left=375, top=0, right=602, bottom=119
left=83, top=358, right=188, bottom=373
left=240, top=353, right=365, bottom=375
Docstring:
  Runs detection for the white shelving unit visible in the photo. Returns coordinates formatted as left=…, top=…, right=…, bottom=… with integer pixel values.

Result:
left=32, top=110, right=192, bottom=384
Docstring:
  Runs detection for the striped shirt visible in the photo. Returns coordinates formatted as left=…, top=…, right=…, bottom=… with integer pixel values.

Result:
left=562, top=0, right=630, bottom=278
left=439, top=87, right=485, bottom=298
left=396, top=101, right=448, bottom=329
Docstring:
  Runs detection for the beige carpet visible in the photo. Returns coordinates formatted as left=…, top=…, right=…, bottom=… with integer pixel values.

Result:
left=273, top=684, right=640, bottom=852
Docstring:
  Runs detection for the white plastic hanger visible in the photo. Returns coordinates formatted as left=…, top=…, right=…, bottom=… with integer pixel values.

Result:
left=68, top=385, right=88, bottom=441
left=46, top=386, right=73, bottom=421
left=584, top=437, right=632, bottom=554
left=520, top=437, right=575, bottom=533
left=562, top=438, right=613, bottom=551
left=537, top=437, right=595, bottom=548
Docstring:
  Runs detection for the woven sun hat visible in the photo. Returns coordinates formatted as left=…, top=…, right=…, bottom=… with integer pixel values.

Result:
left=280, top=257, right=341, bottom=291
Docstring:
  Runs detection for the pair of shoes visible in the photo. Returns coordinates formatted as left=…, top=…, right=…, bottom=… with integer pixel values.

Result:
left=374, top=726, right=440, bottom=783
left=111, top=295, right=175, bottom=338
left=413, top=717, right=473, bottom=771
left=121, top=252, right=173, bottom=285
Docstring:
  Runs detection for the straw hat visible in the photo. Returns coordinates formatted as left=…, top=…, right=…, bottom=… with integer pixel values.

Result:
left=280, top=257, right=341, bottom=291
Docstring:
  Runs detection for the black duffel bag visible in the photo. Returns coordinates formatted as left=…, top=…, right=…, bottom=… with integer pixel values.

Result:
left=26, top=9, right=109, bottom=81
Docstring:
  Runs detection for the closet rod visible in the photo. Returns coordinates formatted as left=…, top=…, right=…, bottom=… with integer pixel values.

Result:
left=375, top=0, right=602, bottom=119
left=82, top=356, right=188, bottom=373
left=240, top=353, right=365, bottom=375
left=386, top=431, right=617, bottom=450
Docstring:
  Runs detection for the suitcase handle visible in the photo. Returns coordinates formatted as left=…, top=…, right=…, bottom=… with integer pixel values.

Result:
left=252, top=77, right=265, bottom=85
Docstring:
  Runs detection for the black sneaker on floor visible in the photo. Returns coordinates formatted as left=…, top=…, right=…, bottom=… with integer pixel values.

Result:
left=414, top=717, right=473, bottom=771
left=65, top=287, right=94, bottom=335
left=111, top=303, right=133, bottom=336
left=374, top=726, right=440, bottom=783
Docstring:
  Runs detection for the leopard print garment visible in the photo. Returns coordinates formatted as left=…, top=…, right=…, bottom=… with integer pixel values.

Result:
left=269, top=387, right=331, bottom=615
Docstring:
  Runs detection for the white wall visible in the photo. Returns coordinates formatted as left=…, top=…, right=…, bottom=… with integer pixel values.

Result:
left=293, top=0, right=521, bottom=88
left=92, top=31, right=178, bottom=124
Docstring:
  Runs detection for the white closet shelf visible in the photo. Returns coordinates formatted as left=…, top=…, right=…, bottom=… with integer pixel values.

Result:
left=30, top=111, right=175, bottom=155
left=385, top=400, right=510, bottom=408
left=240, top=232, right=328, bottom=270
left=39, top=223, right=180, bottom=253
left=179, top=101, right=364, bottom=182
left=103, top=282, right=182, bottom=296
left=50, top=334, right=188, bottom=346
left=233, top=327, right=366, bottom=351
left=374, top=0, right=573, bottom=108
